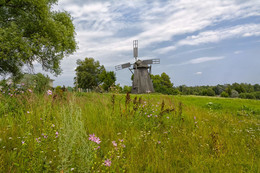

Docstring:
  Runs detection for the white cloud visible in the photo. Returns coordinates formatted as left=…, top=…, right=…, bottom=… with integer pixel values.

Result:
left=234, top=51, right=242, bottom=54
left=195, top=72, right=202, bottom=75
left=158, top=24, right=260, bottom=54
left=188, top=56, right=225, bottom=64
left=47, top=0, right=260, bottom=86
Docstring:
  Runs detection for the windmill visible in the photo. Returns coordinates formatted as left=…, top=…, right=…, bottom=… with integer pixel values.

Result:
left=115, top=40, right=160, bottom=94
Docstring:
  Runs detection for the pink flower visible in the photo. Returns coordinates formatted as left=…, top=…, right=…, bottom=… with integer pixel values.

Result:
left=94, top=146, right=100, bottom=150
left=28, top=89, right=32, bottom=93
left=94, top=137, right=101, bottom=144
left=194, top=116, right=196, bottom=120
left=88, top=134, right=96, bottom=141
left=89, top=134, right=101, bottom=144
left=104, top=159, right=111, bottom=167
left=112, top=141, right=117, bottom=147
left=47, top=90, right=52, bottom=95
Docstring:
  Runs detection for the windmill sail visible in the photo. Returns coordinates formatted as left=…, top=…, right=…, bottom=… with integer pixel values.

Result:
left=142, top=59, right=160, bottom=65
left=115, top=62, right=131, bottom=71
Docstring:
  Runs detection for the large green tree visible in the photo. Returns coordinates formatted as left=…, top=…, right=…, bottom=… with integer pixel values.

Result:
left=0, top=0, right=77, bottom=76
left=75, top=58, right=116, bottom=90
left=151, top=72, right=177, bottom=95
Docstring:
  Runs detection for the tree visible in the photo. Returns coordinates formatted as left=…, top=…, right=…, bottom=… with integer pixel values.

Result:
left=99, top=71, right=116, bottom=91
left=33, top=73, right=51, bottom=93
left=75, top=58, right=115, bottom=91
left=151, top=72, right=175, bottom=95
left=0, top=0, right=77, bottom=77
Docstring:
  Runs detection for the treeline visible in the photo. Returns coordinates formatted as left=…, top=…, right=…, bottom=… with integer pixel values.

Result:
left=120, top=73, right=260, bottom=100
left=176, top=83, right=260, bottom=99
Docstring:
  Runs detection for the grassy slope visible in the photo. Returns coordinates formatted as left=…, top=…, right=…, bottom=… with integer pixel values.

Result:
left=0, top=92, right=259, bottom=172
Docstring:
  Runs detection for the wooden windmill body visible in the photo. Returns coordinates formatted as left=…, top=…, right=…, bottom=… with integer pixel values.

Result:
left=115, top=40, right=160, bottom=94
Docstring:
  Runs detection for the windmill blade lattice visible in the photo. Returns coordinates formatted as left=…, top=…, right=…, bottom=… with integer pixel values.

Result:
left=115, top=62, right=131, bottom=71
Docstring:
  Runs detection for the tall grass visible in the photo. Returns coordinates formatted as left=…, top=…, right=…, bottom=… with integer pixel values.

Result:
left=0, top=91, right=259, bottom=172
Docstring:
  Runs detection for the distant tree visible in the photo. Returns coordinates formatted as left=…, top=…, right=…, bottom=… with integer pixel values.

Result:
left=202, top=88, right=215, bottom=96
left=151, top=72, right=175, bottom=95
left=99, top=71, right=116, bottom=91
left=230, top=89, right=239, bottom=98
left=75, top=58, right=115, bottom=91
left=33, top=73, right=51, bottom=93
left=0, top=0, right=77, bottom=77
left=221, top=91, right=229, bottom=97
left=75, top=58, right=105, bottom=89
left=122, top=85, right=132, bottom=93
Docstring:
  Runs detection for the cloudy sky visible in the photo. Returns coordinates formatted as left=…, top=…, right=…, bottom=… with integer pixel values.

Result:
left=39, top=0, right=260, bottom=87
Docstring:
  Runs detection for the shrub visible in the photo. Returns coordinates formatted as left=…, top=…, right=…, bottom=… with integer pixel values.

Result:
left=221, top=91, right=229, bottom=97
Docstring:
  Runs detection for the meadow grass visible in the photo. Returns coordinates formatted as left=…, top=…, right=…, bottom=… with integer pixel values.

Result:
left=0, top=91, right=259, bottom=172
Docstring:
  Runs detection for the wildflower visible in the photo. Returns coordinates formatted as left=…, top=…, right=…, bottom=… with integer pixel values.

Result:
left=119, top=139, right=124, bottom=142
left=89, top=134, right=101, bottom=144
left=71, top=168, right=75, bottom=171
left=51, top=124, right=55, bottom=128
left=89, top=134, right=96, bottom=141
left=94, top=146, right=100, bottom=150
left=55, top=131, right=59, bottom=138
left=22, top=141, right=25, bottom=145
left=104, top=159, right=111, bottom=167
left=28, top=89, right=32, bottom=93
left=194, top=116, right=196, bottom=120
left=47, top=90, right=52, bottom=95
left=166, top=116, right=169, bottom=119
left=95, top=137, right=101, bottom=144
left=158, top=141, right=161, bottom=144
left=112, top=141, right=117, bottom=147
left=27, top=111, right=30, bottom=114
left=21, top=83, right=25, bottom=86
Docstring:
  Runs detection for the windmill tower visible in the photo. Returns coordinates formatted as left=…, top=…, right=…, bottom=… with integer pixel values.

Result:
left=115, top=40, right=160, bottom=94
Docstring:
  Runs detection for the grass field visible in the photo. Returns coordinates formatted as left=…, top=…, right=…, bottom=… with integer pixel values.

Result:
left=0, top=91, right=259, bottom=172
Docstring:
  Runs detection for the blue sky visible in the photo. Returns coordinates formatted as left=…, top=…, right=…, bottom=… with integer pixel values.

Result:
left=38, top=0, right=260, bottom=87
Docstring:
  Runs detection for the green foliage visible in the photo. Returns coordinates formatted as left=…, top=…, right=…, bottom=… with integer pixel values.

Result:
left=75, top=58, right=105, bottom=89
left=151, top=72, right=176, bottom=95
left=33, top=73, right=51, bottom=94
left=0, top=0, right=77, bottom=76
left=202, top=88, right=215, bottom=96
left=221, top=91, right=229, bottom=97
left=100, top=71, right=116, bottom=91
left=75, top=58, right=116, bottom=91
left=122, top=85, right=132, bottom=93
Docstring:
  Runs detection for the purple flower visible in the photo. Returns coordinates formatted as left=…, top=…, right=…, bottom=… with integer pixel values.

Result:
left=55, top=132, right=58, bottom=135
left=95, top=137, right=101, bottom=144
left=21, top=83, right=25, bottom=86
left=194, top=116, right=196, bottom=120
left=47, top=90, right=52, bottom=95
left=104, top=159, right=111, bottom=167
left=22, top=141, right=25, bottom=145
left=94, top=146, right=100, bottom=150
left=88, top=134, right=96, bottom=141
left=112, top=141, right=117, bottom=147
left=28, top=89, right=32, bottom=93
left=89, top=134, right=101, bottom=144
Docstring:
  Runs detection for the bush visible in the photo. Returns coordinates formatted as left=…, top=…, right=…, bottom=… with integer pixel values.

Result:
left=221, top=91, right=229, bottom=97
left=239, top=93, right=256, bottom=99
left=231, top=89, right=239, bottom=98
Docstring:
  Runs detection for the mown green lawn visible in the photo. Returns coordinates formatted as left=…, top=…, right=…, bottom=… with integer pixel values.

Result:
left=0, top=92, right=259, bottom=172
